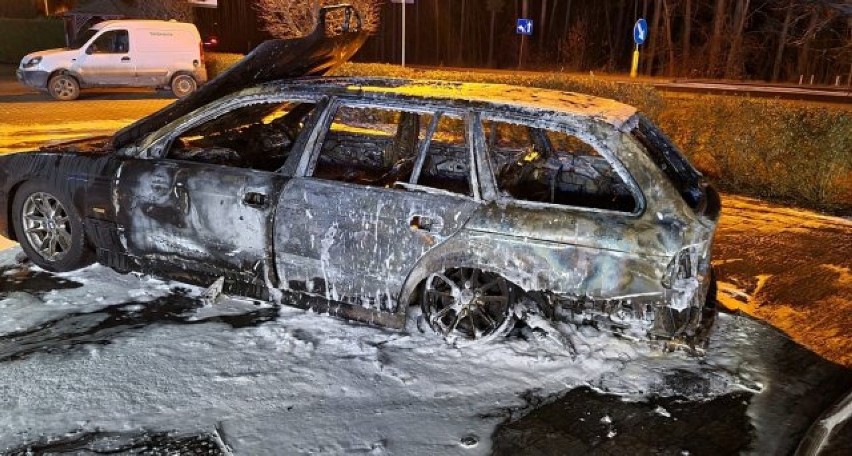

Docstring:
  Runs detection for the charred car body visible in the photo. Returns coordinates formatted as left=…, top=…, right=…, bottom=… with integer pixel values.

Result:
left=0, top=6, right=720, bottom=344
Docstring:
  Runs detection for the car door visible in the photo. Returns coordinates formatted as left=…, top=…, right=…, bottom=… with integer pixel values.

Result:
left=467, top=115, right=653, bottom=299
left=115, top=96, right=320, bottom=285
left=76, top=29, right=135, bottom=86
left=274, top=102, right=481, bottom=313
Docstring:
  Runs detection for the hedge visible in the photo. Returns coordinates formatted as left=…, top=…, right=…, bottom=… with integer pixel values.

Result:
left=205, top=52, right=245, bottom=79
left=0, top=18, right=66, bottom=64
left=659, top=97, right=851, bottom=214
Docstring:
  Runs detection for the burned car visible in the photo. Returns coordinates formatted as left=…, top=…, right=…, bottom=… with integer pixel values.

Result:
left=0, top=6, right=719, bottom=345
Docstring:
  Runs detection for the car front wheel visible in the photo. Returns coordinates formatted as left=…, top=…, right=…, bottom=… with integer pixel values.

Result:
left=421, top=268, right=516, bottom=341
left=12, top=182, right=94, bottom=272
left=48, top=74, right=80, bottom=101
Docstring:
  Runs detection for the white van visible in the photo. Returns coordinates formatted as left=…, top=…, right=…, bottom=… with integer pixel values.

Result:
left=17, top=20, right=208, bottom=101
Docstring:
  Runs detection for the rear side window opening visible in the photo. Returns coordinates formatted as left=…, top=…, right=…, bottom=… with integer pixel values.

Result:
left=632, top=114, right=706, bottom=209
left=483, top=120, right=638, bottom=213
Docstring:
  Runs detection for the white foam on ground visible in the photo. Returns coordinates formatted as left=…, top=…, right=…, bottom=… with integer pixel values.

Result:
left=0, top=248, right=758, bottom=455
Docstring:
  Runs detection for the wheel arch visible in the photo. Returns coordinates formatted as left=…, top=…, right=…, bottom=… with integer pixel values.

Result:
left=4, top=179, right=28, bottom=242
left=10, top=178, right=97, bottom=270
left=47, top=69, right=81, bottom=84
left=170, top=71, right=199, bottom=85
left=397, top=248, right=532, bottom=311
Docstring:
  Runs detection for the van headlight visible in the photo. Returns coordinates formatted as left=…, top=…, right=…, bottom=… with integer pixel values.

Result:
left=23, top=57, right=42, bottom=68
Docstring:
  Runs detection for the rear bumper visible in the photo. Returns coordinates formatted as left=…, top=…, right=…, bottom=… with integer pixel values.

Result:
left=550, top=265, right=717, bottom=345
left=16, top=69, right=50, bottom=90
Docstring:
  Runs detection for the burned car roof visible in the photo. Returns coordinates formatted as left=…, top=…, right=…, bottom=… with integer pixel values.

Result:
left=246, top=77, right=639, bottom=130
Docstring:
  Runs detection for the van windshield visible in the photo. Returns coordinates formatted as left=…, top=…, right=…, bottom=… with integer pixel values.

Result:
left=70, top=29, right=98, bottom=50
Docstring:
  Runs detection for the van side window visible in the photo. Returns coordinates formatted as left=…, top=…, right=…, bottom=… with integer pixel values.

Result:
left=313, top=106, right=433, bottom=188
left=90, top=30, right=129, bottom=54
left=484, top=120, right=637, bottom=212
left=166, top=101, right=317, bottom=172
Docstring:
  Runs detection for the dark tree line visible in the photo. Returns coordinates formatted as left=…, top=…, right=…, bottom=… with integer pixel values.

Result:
left=356, top=0, right=852, bottom=85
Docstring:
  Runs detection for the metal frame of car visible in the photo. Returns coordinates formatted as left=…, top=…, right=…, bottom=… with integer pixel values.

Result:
left=120, top=82, right=708, bottom=326
left=0, top=78, right=718, bottom=344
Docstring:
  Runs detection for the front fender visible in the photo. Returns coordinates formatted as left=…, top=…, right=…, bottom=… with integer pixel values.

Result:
left=0, top=151, right=118, bottom=241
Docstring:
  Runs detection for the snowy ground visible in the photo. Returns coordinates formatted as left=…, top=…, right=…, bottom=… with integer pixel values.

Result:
left=0, top=247, right=849, bottom=455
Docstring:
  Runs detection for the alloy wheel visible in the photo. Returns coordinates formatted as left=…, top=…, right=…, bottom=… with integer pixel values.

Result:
left=21, top=192, right=72, bottom=262
left=51, top=77, right=78, bottom=100
left=421, top=268, right=512, bottom=340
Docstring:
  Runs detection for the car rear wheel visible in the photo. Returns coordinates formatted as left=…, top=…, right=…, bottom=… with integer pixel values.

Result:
left=12, top=182, right=94, bottom=272
left=171, top=74, right=197, bottom=98
left=48, top=74, right=80, bottom=101
left=421, top=268, right=515, bottom=341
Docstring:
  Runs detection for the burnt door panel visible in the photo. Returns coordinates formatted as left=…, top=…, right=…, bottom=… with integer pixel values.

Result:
left=116, top=159, right=282, bottom=279
left=275, top=178, right=478, bottom=312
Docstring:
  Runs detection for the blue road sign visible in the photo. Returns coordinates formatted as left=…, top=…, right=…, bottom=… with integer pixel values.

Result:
left=633, top=18, right=648, bottom=45
left=517, top=18, right=533, bottom=36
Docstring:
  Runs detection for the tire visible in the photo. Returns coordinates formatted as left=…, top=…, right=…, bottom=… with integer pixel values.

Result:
left=48, top=74, right=80, bottom=101
left=11, top=181, right=94, bottom=272
left=171, top=74, right=197, bottom=98
left=421, top=268, right=516, bottom=342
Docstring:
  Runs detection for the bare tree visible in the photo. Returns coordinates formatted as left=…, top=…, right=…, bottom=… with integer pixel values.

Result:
left=771, top=0, right=795, bottom=81
left=724, top=0, right=751, bottom=79
left=135, top=0, right=193, bottom=22
left=707, top=0, right=729, bottom=76
left=255, top=0, right=382, bottom=39
left=682, top=0, right=692, bottom=75
left=486, top=0, right=506, bottom=67
left=848, top=16, right=852, bottom=86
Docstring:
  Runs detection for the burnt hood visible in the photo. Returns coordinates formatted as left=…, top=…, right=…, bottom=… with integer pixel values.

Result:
left=111, top=5, right=369, bottom=150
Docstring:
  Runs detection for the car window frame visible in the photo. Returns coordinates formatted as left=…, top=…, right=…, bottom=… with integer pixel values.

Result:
left=476, top=113, right=646, bottom=218
left=127, top=92, right=326, bottom=175
left=298, top=97, right=482, bottom=202
left=87, top=29, right=130, bottom=55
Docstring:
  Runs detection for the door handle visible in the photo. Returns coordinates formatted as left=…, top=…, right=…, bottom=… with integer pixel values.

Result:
left=409, top=215, right=434, bottom=232
left=121, top=56, right=131, bottom=62
left=244, top=192, right=267, bottom=208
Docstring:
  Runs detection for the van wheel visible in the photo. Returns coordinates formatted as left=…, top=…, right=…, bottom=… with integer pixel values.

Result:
left=48, top=74, right=80, bottom=101
left=421, top=268, right=515, bottom=341
left=11, top=181, right=94, bottom=272
left=171, top=74, right=197, bottom=98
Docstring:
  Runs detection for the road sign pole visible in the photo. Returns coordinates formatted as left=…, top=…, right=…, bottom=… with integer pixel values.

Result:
left=401, top=1, right=406, bottom=67
left=631, top=19, right=648, bottom=79
left=631, top=44, right=640, bottom=78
